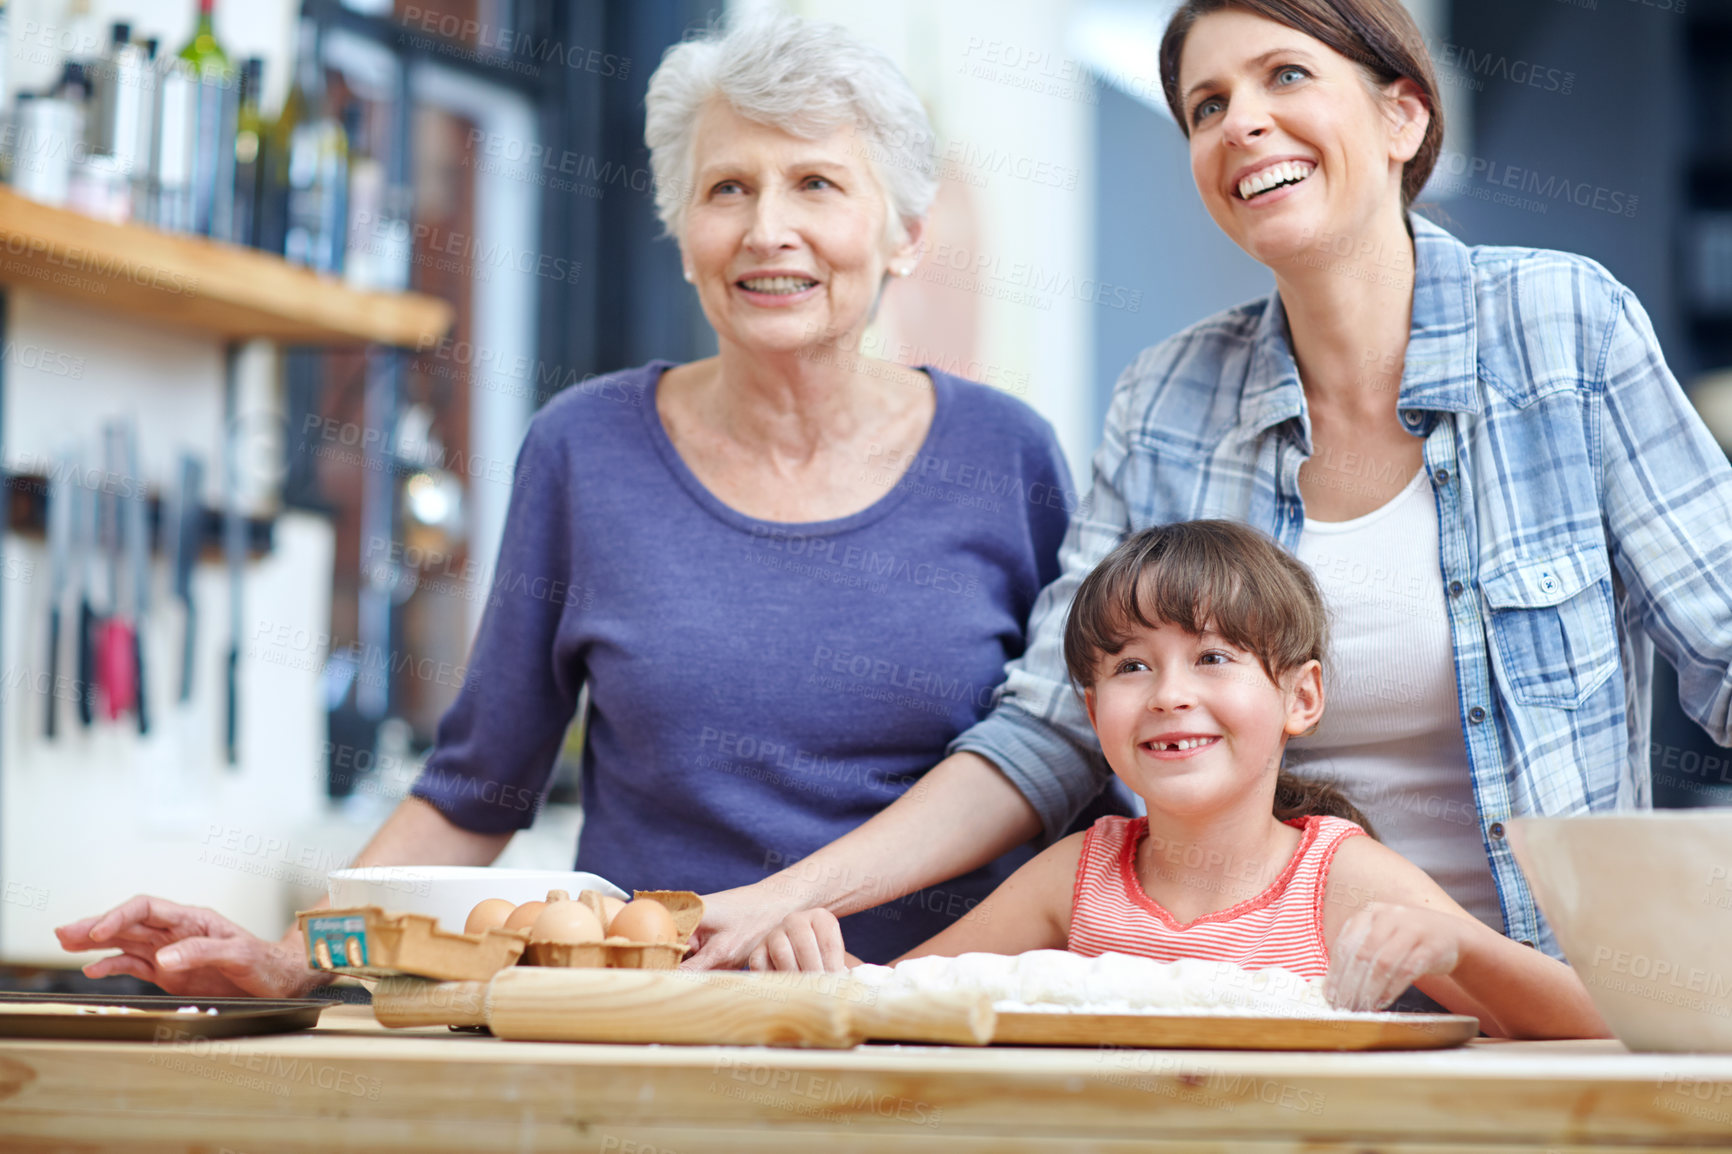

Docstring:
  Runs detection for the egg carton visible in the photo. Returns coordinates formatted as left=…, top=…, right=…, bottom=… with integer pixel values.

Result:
left=522, top=890, right=704, bottom=970
left=298, top=907, right=530, bottom=982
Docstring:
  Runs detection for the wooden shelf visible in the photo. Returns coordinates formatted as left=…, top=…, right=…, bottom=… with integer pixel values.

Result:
left=0, top=186, right=453, bottom=348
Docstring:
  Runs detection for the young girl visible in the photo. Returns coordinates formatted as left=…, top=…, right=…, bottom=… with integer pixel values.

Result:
left=754, top=521, right=1608, bottom=1038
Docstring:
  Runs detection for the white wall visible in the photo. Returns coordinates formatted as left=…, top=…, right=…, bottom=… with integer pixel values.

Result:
left=2, top=304, right=337, bottom=963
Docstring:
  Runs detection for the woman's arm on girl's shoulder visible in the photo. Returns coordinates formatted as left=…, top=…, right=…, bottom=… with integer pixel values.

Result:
left=894, top=832, right=1086, bottom=963
left=752, top=833, right=1086, bottom=973
left=1322, top=836, right=1610, bottom=1039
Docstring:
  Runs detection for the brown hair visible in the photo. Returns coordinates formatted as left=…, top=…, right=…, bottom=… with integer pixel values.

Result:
left=1158, top=0, right=1443, bottom=208
left=1063, top=520, right=1375, bottom=835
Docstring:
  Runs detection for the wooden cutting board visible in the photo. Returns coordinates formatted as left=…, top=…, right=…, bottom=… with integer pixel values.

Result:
left=992, top=1010, right=1480, bottom=1050
left=371, top=971, right=1475, bottom=1051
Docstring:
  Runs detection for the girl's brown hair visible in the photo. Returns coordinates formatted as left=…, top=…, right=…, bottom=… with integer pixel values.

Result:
left=1063, top=520, right=1374, bottom=835
left=1158, top=0, right=1444, bottom=208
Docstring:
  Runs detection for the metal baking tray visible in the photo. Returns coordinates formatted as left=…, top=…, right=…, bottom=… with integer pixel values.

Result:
left=0, top=992, right=329, bottom=1040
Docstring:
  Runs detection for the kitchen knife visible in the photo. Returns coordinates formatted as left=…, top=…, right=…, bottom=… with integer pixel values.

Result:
left=123, top=422, right=150, bottom=735
left=170, top=454, right=203, bottom=704
left=43, top=456, right=72, bottom=739
left=74, top=451, right=97, bottom=728
left=99, top=422, right=135, bottom=722
left=223, top=388, right=243, bottom=768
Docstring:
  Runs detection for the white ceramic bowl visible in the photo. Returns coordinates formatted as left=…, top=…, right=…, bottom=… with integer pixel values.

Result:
left=327, top=867, right=629, bottom=934
left=1507, top=812, right=1732, bottom=1051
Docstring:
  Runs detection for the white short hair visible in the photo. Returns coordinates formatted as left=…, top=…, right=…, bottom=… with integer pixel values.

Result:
left=644, top=10, right=938, bottom=240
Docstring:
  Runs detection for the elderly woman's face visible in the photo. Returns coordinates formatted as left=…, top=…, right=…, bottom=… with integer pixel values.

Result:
left=1176, top=9, right=1426, bottom=268
left=680, top=100, right=919, bottom=356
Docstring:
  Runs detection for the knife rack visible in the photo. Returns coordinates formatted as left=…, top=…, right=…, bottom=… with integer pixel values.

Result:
left=1, top=472, right=275, bottom=560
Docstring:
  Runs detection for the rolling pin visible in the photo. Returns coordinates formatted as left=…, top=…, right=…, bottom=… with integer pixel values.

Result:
left=850, top=987, right=995, bottom=1045
left=372, top=976, right=489, bottom=1028
left=486, top=967, right=861, bottom=1048
left=377, top=968, right=996, bottom=1047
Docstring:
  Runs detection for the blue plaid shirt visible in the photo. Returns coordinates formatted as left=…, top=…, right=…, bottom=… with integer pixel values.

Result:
left=953, top=215, right=1732, bottom=955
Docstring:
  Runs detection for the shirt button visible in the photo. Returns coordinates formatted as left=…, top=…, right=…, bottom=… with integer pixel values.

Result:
left=1489, top=821, right=1505, bottom=839
left=1434, top=468, right=1451, bottom=485
left=1449, top=580, right=1465, bottom=596
left=1520, top=939, right=1537, bottom=948
left=1469, top=706, right=1487, bottom=724
left=1403, top=411, right=1422, bottom=427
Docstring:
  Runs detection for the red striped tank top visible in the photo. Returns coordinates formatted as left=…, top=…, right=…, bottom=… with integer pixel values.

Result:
left=1068, top=814, right=1366, bottom=980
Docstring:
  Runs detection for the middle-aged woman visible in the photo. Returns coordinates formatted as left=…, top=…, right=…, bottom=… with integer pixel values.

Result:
left=56, top=12, right=1082, bottom=991
left=709, top=0, right=1732, bottom=971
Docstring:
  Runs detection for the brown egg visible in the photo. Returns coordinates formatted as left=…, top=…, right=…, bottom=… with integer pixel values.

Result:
left=464, top=898, right=516, bottom=935
left=598, top=896, right=626, bottom=925
left=530, top=900, right=605, bottom=944
left=608, top=898, right=680, bottom=943
left=503, top=900, right=545, bottom=932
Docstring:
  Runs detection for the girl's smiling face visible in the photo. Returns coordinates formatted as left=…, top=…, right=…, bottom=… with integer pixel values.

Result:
left=1084, top=619, right=1323, bottom=820
left=1176, top=8, right=1428, bottom=268
left=679, top=99, right=922, bottom=357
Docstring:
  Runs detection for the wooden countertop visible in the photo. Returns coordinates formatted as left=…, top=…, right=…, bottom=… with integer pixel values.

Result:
left=2, top=1004, right=1730, bottom=1151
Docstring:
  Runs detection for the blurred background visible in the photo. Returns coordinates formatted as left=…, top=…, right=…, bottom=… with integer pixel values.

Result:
left=0, top=0, right=1725, bottom=976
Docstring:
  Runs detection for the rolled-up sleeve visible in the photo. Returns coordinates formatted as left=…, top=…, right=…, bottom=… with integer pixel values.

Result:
left=950, top=368, right=1143, bottom=842
left=1599, top=288, right=1732, bottom=744
left=410, top=420, right=583, bottom=833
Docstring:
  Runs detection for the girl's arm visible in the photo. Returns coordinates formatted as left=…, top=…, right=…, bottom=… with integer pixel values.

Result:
left=1322, top=837, right=1610, bottom=1039
left=750, top=833, right=1086, bottom=972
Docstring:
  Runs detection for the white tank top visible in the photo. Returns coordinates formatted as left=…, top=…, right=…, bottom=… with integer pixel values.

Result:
left=1287, top=468, right=1505, bottom=932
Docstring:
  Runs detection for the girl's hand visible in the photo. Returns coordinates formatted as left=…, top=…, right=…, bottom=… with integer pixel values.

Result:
left=682, top=882, right=810, bottom=971
left=1325, top=901, right=1466, bottom=1012
left=748, top=908, right=850, bottom=973
left=56, top=895, right=328, bottom=998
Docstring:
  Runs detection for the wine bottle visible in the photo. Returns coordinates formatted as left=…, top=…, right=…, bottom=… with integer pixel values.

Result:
left=276, top=18, right=349, bottom=274
left=0, top=1, right=12, bottom=184
left=153, top=50, right=196, bottom=231
left=70, top=37, right=136, bottom=223
left=345, top=102, right=411, bottom=291
left=178, top=0, right=230, bottom=76
left=257, top=21, right=306, bottom=257
left=179, top=0, right=236, bottom=237
left=230, top=57, right=264, bottom=246
left=82, top=23, right=148, bottom=222
left=94, top=24, right=147, bottom=166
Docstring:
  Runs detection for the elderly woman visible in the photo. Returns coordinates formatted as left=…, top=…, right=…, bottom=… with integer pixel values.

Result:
left=56, top=12, right=1076, bottom=992
left=710, top=0, right=1732, bottom=976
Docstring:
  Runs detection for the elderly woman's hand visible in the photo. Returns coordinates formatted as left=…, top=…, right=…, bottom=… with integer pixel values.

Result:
left=55, top=895, right=329, bottom=998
